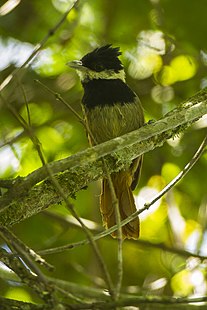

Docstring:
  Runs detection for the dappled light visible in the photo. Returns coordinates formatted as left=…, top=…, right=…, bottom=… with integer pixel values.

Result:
left=0, top=0, right=207, bottom=309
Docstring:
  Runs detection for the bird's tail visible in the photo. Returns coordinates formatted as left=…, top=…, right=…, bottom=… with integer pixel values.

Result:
left=100, top=171, right=140, bottom=239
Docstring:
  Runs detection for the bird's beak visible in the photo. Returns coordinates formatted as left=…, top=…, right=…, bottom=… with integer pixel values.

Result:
left=67, top=60, right=86, bottom=70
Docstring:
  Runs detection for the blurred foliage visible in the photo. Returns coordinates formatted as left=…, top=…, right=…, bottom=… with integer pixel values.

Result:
left=0, top=0, right=207, bottom=305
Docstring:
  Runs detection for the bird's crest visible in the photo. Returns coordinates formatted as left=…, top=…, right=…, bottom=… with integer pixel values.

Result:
left=81, top=44, right=123, bottom=72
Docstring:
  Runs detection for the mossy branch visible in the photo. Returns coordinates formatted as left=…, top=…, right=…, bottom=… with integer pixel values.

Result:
left=0, top=87, right=207, bottom=227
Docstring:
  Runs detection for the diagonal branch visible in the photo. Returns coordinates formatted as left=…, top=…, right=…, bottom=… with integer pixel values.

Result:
left=0, top=87, right=207, bottom=227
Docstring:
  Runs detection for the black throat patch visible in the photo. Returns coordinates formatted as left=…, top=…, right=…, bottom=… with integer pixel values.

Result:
left=82, top=79, right=136, bottom=110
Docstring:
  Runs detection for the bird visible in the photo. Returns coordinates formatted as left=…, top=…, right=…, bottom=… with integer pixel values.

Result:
left=68, top=44, right=144, bottom=239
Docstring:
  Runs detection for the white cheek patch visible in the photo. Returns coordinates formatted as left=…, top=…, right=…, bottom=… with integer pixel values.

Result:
left=78, top=69, right=126, bottom=82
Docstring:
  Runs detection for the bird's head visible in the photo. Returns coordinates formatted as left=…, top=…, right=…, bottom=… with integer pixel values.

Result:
left=67, top=44, right=125, bottom=82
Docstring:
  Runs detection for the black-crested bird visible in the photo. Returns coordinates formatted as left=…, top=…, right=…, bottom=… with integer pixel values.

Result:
left=68, top=44, right=144, bottom=239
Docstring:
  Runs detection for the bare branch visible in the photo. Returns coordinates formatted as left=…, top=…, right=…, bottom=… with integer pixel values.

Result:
left=38, top=213, right=207, bottom=261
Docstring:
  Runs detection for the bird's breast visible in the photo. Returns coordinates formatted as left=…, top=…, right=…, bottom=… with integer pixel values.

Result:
left=84, top=99, right=144, bottom=144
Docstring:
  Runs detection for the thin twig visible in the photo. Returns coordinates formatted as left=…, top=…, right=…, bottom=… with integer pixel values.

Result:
left=39, top=211, right=207, bottom=260
left=35, top=79, right=84, bottom=124
left=143, top=134, right=207, bottom=211
left=52, top=285, right=84, bottom=303
left=0, top=247, right=55, bottom=304
left=0, top=0, right=80, bottom=92
left=0, top=90, right=48, bottom=176
left=0, top=227, right=53, bottom=271
left=0, top=244, right=81, bottom=304
left=0, top=228, right=50, bottom=284
left=17, top=78, right=31, bottom=126
left=0, top=130, right=25, bottom=149
left=39, top=229, right=207, bottom=260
